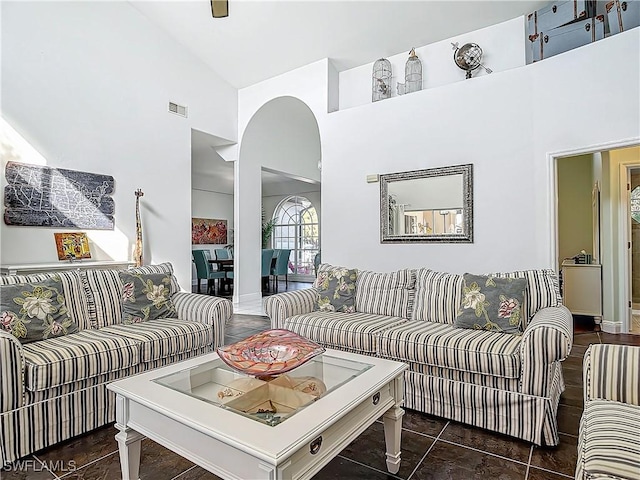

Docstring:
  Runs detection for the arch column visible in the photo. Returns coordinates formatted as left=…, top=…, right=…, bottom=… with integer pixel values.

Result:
left=233, top=96, right=321, bottom=308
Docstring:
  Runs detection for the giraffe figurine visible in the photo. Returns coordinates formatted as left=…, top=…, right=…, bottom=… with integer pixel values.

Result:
left=134, top=189, right=144, bottom=267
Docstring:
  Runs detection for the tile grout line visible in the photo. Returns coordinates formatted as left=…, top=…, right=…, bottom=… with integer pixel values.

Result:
left=334, top=454, right=404, bottom=480
left=434, top=437, right=531, bottom=467
left=171, top=464, right=197, bottom=480
left=406, top=420, right=450, bottom=480
left=527, top=464, right=575, bottom=479
left=523, top=444, right=534, bottom=480
left=31, top=455, right=61, bottom=480
left=56, top=450, right=119, bottom=479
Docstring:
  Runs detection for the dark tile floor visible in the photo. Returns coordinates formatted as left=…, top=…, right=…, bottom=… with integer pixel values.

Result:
left=2, top=314, right=639, bottom=480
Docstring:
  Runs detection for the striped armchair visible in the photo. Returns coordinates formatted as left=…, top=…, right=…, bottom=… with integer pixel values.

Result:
left=576, top=344, right=640, bottom=480
left=0, top=263, right=233, bottom=466
left=264, top=266, right=573, bottom=446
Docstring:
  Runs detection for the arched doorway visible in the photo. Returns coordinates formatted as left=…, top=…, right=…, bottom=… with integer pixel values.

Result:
left=271, top=195, right=319, bottom=282
left=235, top=96, right=321, bottom=304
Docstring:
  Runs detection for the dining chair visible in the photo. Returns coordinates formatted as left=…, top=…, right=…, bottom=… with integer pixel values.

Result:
left=313, top=252, right=321, bottom=276
left=271, top=249, right=291, bottom=293
left=261, top=249, right=275, bottom=291
left=215, top=248, right=230, bottom=260
left=192, top=249, right=225, bottom=295
left=206, top=249, right=233, bottom=295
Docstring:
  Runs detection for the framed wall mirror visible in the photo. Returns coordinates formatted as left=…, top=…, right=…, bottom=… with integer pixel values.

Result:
left=380, top=164, right=473, bottom=243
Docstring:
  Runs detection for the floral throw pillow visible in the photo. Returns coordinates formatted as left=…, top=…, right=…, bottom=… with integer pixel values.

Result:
left=0, top=276, right=78, bottom=344
left=315, top=268, right=357, bottom=313
left=118, top=272, right=176, bottom=325
left=454, top=273, right=527, bottom=335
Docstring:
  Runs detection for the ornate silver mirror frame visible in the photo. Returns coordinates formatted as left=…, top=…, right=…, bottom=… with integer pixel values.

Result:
left=380, top=164, right=473, bottom=243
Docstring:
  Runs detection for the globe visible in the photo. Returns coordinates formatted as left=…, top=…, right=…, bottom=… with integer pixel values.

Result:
left=451, top=42, right=492, bottom=79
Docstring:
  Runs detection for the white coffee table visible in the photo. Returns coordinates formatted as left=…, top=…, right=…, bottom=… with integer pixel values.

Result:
left=107, top=348, right=407, bottom=480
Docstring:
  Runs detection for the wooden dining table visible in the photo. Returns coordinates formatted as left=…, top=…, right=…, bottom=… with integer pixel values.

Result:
left=208, top=257, right=275, bottom=292
left=209, top=258, right=233, bottom=270
left=208, top=259, right=233, bottom=294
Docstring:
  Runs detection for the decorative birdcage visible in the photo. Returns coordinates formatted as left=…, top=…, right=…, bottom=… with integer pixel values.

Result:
left=397, top=48, right=422, bottom=95
left=372, top=58, right=392, bottom=102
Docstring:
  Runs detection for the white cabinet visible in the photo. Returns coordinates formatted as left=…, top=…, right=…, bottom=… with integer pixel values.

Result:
left=561, top=260, right=602, bottom=323
left=0, top=260, right=134, bottom=276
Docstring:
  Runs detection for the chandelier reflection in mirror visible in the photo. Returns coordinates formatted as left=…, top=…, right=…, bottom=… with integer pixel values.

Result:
left=380, top=164, right=473, bottom=243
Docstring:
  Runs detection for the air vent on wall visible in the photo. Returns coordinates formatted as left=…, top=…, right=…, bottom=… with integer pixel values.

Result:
left=168, top=102, right=188, bottom=117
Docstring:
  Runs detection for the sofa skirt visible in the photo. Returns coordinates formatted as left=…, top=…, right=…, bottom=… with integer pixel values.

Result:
left=0, top=383, right=114, bottom=467
left=1, top=346, right=212, bottom=466
left=404, top=365, right=564, bottom=446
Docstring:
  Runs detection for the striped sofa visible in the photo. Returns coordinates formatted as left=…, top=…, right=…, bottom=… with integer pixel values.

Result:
left=264, top=266, right=573, bottom=446
left=576, top=344, right=640, bottom=480
left=0, top=263, right=232, bottom=466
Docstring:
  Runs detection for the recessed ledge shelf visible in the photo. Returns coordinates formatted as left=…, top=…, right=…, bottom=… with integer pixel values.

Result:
left=0, top=260, right=135, bottom=276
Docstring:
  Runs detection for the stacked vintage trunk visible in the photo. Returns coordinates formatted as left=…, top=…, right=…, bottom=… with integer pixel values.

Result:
left=525, top=0, right=639, bottom=64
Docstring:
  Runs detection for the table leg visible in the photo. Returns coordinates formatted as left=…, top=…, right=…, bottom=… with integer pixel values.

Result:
left=115, top=425, right=144, bottom=480
left=383, top=405, right=404, bottom=474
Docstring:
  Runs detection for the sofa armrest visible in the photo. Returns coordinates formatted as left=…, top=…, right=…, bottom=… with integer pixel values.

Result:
left=519, top=305, right=573, bottom=397
left=583, top=344, right=640, bottom=406
left=0, top=330, right=25, bottom=412
left=171, top=292, right=233, bottom=348
left=263, top=289, right=318, bottom=329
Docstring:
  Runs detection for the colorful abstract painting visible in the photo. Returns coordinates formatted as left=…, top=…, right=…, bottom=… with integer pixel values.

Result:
left=192, top=218, right=227, bottom=244
left=54, top=232, right=91, bottom=260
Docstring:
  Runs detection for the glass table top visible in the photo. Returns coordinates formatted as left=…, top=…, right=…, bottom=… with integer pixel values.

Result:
left=153, top=354, right=373, bottom=426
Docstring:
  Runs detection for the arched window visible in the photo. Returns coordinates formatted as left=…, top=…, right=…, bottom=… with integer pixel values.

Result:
left=272, top=196, right=319, bottom=281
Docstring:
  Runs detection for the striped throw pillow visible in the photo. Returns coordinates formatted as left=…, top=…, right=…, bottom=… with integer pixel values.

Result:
left=81, top=269, right=124, bottom=328
left=355, top=269, right=415, bottom=318
left=411, top=268, right=463, bottom=324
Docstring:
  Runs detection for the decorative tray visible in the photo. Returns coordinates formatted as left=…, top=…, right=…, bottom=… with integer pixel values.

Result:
left=216, top=329, right=326, bottom=377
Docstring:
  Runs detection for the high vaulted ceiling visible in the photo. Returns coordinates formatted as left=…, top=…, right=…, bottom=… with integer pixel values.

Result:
left=131, top=0, right=547, bottom=89
left=152, top=1, right=548, bottom=188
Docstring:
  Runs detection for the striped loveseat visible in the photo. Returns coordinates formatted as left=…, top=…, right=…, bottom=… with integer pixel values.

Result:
left=576, top=344, right=640, bottom=480
left=0, top=262, right=232, bottom=466
left=264, top=265, right=573, bottom=446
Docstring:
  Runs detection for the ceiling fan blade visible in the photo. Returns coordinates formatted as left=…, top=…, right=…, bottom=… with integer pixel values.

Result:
left=211, top=0, right=228, bottom=18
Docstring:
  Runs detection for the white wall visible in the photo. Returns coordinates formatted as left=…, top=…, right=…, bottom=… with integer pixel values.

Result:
left=557, top=155, right=594, bottom=264
left=321, top=29, right=639, bottom=274
left=241, top=97, right=322, bottom=183
left=339, top=17, right=525, bottom=110
left=1, top=1, right=238, bottom=289
left=236, top=62, right=328, bottom=303
left=191, top=186, right=234, bottom=285
left=601, top=146, right=640, bottom=332
left=236, top=28, right=639, bottom=324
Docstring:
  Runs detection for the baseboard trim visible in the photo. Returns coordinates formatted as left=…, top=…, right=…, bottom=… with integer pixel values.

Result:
left=233, top=292, right=262, bottom=305
left=601, top=320, right=622, bottom=334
